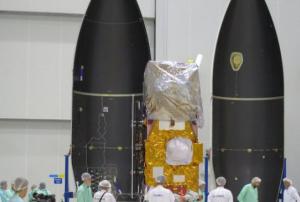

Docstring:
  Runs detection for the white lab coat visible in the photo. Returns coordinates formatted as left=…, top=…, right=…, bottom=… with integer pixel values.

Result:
left=208, top=187, right=233, bottom=202
left=284, top=186, right=300, bottom=202
left=94, top=190, right=116, bottom=202
left=146, top=185, right=175, bottom=202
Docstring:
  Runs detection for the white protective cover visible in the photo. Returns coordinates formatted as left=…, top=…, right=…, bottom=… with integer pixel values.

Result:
left=166, top=137, right=193, bottom=165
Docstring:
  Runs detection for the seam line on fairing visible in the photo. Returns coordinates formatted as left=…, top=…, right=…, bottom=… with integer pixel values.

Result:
left=74, top=90, right=143, bottom=97
left=212, top=95, right=284, bottom=101
left=131, top=96, right=134, bottom=198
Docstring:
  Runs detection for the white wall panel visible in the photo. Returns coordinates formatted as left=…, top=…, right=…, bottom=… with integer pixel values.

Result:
left=0, top=0, right=155, bottom=18
left=0, top=14, right=79, bottom=120
left=0, top=15, right=29, bottom=118
left=0, top=121, right=28, bottom=178
left=27, top=16, right=61, bottom=119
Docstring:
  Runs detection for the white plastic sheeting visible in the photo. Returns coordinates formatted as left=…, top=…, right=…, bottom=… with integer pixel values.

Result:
left=166, top=137, right=193, bottom=165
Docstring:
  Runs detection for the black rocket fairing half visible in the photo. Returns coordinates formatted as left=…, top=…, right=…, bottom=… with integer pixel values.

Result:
left=71, top=0, right=151, bottom=199
left=213, top=0, right=284, bottom=201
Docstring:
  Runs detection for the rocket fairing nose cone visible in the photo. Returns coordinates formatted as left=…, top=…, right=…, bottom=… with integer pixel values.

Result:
left=73, top=0, right=150, bottom=94
left=85, top=0, right=143, bottom=22
left=213, top=0, right=283, bottom=98
left=71, top=0, right=151, bottom=197
left=213, top=0, right=284, bottom=201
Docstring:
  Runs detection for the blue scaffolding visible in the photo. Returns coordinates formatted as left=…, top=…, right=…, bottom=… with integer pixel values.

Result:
left=64, top=154, right=73, bottom=202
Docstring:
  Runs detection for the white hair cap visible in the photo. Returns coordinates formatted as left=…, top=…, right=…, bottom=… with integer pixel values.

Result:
left=13, top=177, right=29, bottom=192
left=81, top=172, right=91, bottom=181
left=251, top=177, right=262, bottom=184
left=216, top=177, right=227, bottom=186
left=99, top=180, right=111, bottom=188
left=283, top=178, right=293, bottom=185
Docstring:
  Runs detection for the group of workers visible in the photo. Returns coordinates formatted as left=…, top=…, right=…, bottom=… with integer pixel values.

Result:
left=0, top=179, right=52, bottom=202
left=0, top=178, right=29, bottom=202
left=144, top=176, right=300, bottom=202
left=144, top=175, right=231, bottom=202
left=77, top=172, right=116, bottom=202
left=143, top=175, right=245, bottom=202
left=2, top=173, right=299, bottom=202
left=75, top=171, right=300, bottom=202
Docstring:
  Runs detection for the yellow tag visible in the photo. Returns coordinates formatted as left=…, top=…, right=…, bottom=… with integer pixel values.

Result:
left=230, top=52, right=243, bottom=71
left=187, top=59, right=194, bottom=64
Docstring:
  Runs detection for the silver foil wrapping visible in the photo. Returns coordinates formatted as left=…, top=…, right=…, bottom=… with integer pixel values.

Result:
left=144, top=61, right=203, bottom=125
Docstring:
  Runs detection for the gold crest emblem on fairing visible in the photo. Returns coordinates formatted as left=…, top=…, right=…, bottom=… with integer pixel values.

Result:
left=230, top=52, right=243, bottom=71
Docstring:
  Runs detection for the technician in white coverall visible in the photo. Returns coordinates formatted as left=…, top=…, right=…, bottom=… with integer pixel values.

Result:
left=283, top=178, right=300, bottom=202
left=208, top=177, right=233, bottom=202
left=145, top=176, right=175, bottom=202
left=93, top=180, right=116, bottom=202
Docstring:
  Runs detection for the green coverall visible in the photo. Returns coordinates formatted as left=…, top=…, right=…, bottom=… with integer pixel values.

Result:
left=237, top=184, right=258, bottom=202
left=5, top=189, right=15, bottom=200
left=0, top=189, right=9, bottom=202
left=76, top=184, right=92, bottom=202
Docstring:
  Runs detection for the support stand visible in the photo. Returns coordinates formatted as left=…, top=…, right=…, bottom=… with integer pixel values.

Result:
left=64, top=154, right=73, bottom=202
left=204, top=154, right=209, bottom=202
